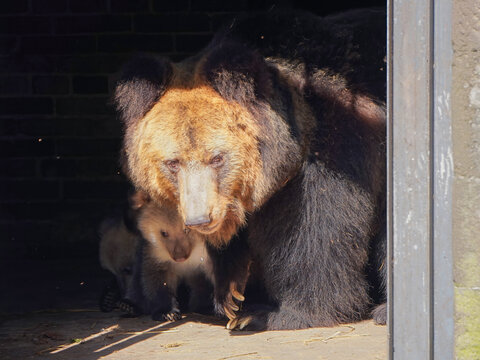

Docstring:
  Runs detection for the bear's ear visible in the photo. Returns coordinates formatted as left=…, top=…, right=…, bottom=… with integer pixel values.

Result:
left=114, top=55, right=173, bottom=125
left=202, top=41, right=272, bottom=104
left=128, top=189, right=151, bottom=210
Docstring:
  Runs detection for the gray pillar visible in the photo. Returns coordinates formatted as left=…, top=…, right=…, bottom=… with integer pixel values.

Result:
left=388, top=0, right=454, bottom=358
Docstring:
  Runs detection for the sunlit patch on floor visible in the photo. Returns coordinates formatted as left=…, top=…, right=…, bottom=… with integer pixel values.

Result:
left=50, top=325, right=119, bottom=354
left=94, top=321, right=179, bottom=353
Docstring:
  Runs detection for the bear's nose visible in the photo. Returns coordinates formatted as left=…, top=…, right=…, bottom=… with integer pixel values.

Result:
left=185, top=215, right=211, bottom=228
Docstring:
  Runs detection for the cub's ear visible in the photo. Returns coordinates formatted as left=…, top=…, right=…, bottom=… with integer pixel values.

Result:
left=114, top=55, right=172, bottom=126
left=128, top=189, right=151, bottom=210
left=202, top=41, right=272, bottom=104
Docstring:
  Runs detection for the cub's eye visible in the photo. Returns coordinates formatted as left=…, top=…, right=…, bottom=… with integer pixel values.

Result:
left=209, top=154, right=224, bottom=168
left=122, top=266, right=132, bottom=275
left=161, top=231, right=169, bottom=238
left=165, top=159, right=180, bottom=173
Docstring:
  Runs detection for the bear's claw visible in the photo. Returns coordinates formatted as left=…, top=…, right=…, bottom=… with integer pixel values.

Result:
left=152, top=308, right=181, bottom=322
left=221, top=282, right=245, bottom=320
left=163, top=311, right=182, bottom=322
left=100, top=291, right=118, bottom=312
left=99, top=283, right=121, bottom=313
left=226, top=317, right=238, bottom=330
left=231, top=288, right=245, bottom=302
left=226, top=315, right=254, bottom=330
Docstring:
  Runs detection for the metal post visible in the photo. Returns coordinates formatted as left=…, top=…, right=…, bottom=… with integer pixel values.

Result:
left=388, top=0, right=453, bottom=358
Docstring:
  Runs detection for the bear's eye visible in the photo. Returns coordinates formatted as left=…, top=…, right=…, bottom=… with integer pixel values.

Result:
left=161, top=231, right=169, bottom=238
left=165, top=159, right=180, bottom=173
left=209, top=154, right=224, bottom=168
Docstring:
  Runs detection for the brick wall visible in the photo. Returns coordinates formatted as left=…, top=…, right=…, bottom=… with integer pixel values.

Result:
left=0, top=0, right=238, bottom=263
left=0, top=0, right=382, bottom=264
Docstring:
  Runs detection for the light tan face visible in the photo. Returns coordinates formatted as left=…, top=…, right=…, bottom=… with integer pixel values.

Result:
left=125, top=86, right=262, bottom=246
left=136, top=200, right=200, bottom=263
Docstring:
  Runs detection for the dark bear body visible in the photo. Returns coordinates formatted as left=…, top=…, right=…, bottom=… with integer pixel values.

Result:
left=211, top=8, right=387, bottom=330
left=115, top=8, right=386, bottom=330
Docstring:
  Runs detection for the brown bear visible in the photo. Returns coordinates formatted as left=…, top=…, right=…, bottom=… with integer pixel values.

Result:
left=114, top=8, right=386, bottom=330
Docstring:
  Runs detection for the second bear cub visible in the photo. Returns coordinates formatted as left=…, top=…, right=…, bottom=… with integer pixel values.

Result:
left=128, top=191, right=214, bottom=321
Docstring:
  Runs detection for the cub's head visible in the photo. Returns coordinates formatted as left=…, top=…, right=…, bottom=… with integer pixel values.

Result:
left=99, top=216, right=139, bottom=293
left=131, top=191, right=204, bottom=263
left=115, top=43, right=303, bottom=246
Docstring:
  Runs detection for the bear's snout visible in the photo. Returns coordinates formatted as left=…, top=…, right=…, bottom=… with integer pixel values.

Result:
left=185, top=215, right=211, bottom=227
left=178, top=164, right=218, bottom=231
left=171, top=242, right=191, bottom=262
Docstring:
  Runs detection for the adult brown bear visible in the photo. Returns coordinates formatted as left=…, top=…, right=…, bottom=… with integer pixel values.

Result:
left=114, top=8, right=386, bottom=330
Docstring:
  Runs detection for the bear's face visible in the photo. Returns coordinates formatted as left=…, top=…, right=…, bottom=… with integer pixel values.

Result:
left=135, top=194, right=206, bottom=262
left=116, top=44, right=306, bottom=246
left=126, top=86, right=262, bottom=245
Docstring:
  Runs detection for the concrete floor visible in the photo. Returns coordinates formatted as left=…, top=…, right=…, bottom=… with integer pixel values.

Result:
left=0, top=310, right=387, bottom=360
left=0, top=259, right=387, bottom=359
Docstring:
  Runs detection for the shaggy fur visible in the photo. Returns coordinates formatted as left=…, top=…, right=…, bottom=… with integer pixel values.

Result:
left=115, top=8, right=386, bottom=330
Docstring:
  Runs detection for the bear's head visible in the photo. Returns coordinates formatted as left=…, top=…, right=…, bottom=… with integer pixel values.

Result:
left=115, top=42, right=306, bottom=246
left=130, top=190, right=204, bottom=263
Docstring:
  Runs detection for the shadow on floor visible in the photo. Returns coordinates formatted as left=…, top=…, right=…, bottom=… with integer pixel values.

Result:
left=0, top=310, right=226, bottom=360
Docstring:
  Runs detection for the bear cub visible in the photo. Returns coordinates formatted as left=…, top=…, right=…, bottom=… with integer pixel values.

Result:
left=130, top=191, right=214, bottom=320
left=98, top=213, right=140, bottom=315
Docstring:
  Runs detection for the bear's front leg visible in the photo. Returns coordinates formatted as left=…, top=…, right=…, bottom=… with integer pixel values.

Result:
left=148, top=284, right=182, bottom=322
left=99, top=278, right=121, bottom=313
left=99, top=278, right=143, bottom=317
left=216, top=281, right=247, bottom=319
left=141, top=260, right=182, bottom=322
left=206, top=232, right=251, bottom=320
left=186, top=272, right=214, bottom=315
